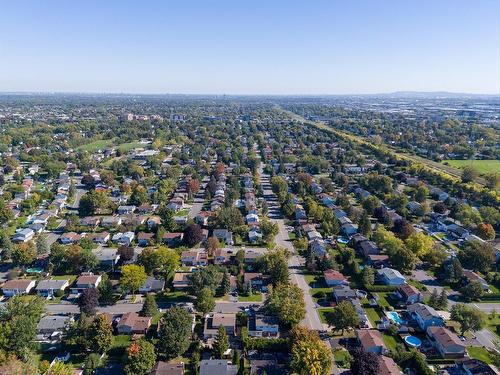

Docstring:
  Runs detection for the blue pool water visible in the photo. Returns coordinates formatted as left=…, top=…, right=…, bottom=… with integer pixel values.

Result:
left=387, top=311, right=404, bottom=325
left=404, top=335, right=422, bottom=348
left=337, top=237, right=349, bottom=244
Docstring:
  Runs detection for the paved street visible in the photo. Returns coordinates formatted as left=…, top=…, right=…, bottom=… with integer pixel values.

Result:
left=188, top=183, right=206, bottom=219
left=260, top=168, right=324, bottom=331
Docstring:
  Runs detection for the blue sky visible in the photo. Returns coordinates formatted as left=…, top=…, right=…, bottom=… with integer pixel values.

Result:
left=1, top=0, right=499, bottom=94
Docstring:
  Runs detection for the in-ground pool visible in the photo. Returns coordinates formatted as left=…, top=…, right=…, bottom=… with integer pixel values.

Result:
left=404, top=335, right=422, bottom=348
left=387, top=311, right=404, bottom=325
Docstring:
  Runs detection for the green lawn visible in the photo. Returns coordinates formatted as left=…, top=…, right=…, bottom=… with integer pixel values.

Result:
left=364, top=307, right=383, bottom=326
left=317, top=307, right=334, bottom=324
left=467, top=347, right=494, bottom=364
left=442, top=159, right=500, bottom=175
left=77, top=139, right=114, bottom=152
left=156, top=291, right=190, bottom=303
left=116, top=141, right=144, bottom=152
left=485, top=313, right=500, bottom=338
left=108, top=335, right=132, bottom=358
left=333, top=349, right=351, bottom=368
left=238, top=293, right=263, bottom=302
left=382, top=333, right=399, bottom=352
left=310, top=287, right=332, bottom=303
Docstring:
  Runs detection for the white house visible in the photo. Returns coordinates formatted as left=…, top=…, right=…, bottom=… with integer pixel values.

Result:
left=377, top=268, right=406, bottom=285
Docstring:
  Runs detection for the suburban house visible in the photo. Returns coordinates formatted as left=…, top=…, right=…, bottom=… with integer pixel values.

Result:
left=94, top=248, right=121, bottom=267
left=243, top=272, right=263, bottom=290
left=203, top=313, right=236, bottom=339
left=247, top=315, right=279, bottom=338
left=323, top=269, right=348, bottom=286
left=89, top=231, right=110, bottom=245
left=426, top=326, right=465, bottom=359
left=461, top=270, right=490, bottom=292
left=117, top=312, right=152, bottom=335
left=12, top=228, right=35, bottom=243
left=181, top=249, right=208, bottom=267
left=59, top=232, right=82, bottom=244
left=172, top=272, right=192, bottom=290
left=147, top=216, right=162, bottom=229
left=396, top=284, right=423, bottom=305
left=408, top=303, right=444, bottom=330
left=351, top=299, right=369, bottom=328
left=378, top=356, right=402, bottom=375
left=139, top=276, right=165, bottom=293
left=162, top=232, right=184, bottom=247
left=35, top=279, right=70, bottom=297
left=2, top=279, right=36, bottom=297
left=150, top=362, right=185, bottom=375
left=199, top=360, right=237, bottom=375
left=37, top=315, right=73, bottom=337
left=112, top=231, right=135, bottom=246
left=244, top=248, right=267, bottom=264
left=377, top=268, right=406, bottom=285
left=333, top=284, right=357, bottom=302
left=356, top=329, right=387, bottom=354
left=137, top=232, right=155, bottom=247
left=456, top=359, right=499, bottom=375
left=117, top=205, right=136, bottom=215
left=214, top=248, right=235, bottom=265
left=212, top=229, right=234, bottom=246
left=71, top=273, right=102, bottom=293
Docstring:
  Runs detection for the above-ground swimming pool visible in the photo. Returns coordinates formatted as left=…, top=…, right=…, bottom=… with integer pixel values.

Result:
left=404, top=335, right=422, bottom=348
left=337, top=237, right=349, bottom=244
left=387, top=311, right=404, bottom=325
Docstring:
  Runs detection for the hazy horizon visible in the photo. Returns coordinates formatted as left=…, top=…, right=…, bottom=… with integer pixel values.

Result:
left=1, top=0, right=499, bottom=95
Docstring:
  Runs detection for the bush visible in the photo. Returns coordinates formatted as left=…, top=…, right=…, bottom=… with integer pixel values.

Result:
left=365, top=285, right=397, bottom=292
left=54, top=290, right=65, bottom=298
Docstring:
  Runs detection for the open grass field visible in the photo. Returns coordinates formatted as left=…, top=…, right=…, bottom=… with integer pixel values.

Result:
left=442, top=159, right=500, bottom=175
left=238, top=293, right=263, bottom=302
left=76, top=139, right=114, bottom=152
left=467, top=347, right=494, bottom=364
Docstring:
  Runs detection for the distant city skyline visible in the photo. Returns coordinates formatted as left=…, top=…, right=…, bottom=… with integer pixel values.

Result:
left=1, top=0, right=499, bottom=95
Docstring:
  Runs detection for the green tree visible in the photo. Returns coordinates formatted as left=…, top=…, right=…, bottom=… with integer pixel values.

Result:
left=189, top=265, right=223, bottom=292
left=362, top=266, right=375, bottom=287
left=124, top=339, right=156, bottom=375
left=98, top=275, right=115, bottom=306
left=450, top=303, right=486, bottom=335
left=258, top=248, right=289, bottom=286
left=11, top=241, right=36, bottom=267
left=405, top=232, right=434, bottom=259
left=265, top=283, right=306, bottom=327
left=79, top=190, right=113, bottom=216
left=47, top=361, right=73, bottom=375
left=458, top=240, right=494, bottom=273
left=215, top=207, right=244, bottom=231
left=0, top=295, right=45, bottom=356
left=290, top=326, right=332, bottom=375
left=460, top=281, right=484, bottom=302
left=120, top=264, right=147, bottom=295
left=194, top=287, right=216, bottom=315
left=358, top=211, right=371, bottom=236
left=157, top=306, right=193, bottom=359
left=461, top=166, right=479, bottom=183
left=217, top=271, right=231, bottom=297
left=35, top=234, right=50, bottom=255
left=140, top=293, right=158, bottom=317
left=88, top=315, right=113, bottom=353
left=328, top=300, right=360, bottom=334
left=83, top=353, right=102, bottom=375
left=213, top=325, right=229, bottom=359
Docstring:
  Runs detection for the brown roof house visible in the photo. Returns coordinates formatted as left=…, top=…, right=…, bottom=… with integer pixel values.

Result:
left=203, top=313, right=236, bottom=339
left=117, top=312, right=152, bottom=335
left=2, top=279, right=36, bottom=297
left=356, top=329, right=387, bottom=355
left=426, top=326, right=465, bottom=359
left=150, top=362, right=185, bottom=375
left=396, top=284, right=423, bottom=305
left=378, top=356, right=402, bottom=375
